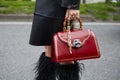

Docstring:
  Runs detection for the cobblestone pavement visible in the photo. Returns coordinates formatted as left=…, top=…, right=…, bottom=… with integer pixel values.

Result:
left=0, top=22, right=120, bottom=80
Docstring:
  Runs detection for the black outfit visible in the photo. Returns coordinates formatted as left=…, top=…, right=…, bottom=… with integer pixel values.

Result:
left=30, top=1, right=84, bottom=80
left=29, top=0, right=81, bottom=45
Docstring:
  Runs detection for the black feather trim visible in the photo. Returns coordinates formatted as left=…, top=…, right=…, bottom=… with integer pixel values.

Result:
left=34, top=52, right=57, bottom=80
left=57, top=61, right=84, bottom=80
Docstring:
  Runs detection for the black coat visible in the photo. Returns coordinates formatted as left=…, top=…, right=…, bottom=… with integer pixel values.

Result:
left=34, top=0, right=80, bottom=18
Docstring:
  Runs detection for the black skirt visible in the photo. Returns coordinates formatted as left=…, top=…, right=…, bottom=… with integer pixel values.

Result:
left=29, top=14, right=64, bottom=46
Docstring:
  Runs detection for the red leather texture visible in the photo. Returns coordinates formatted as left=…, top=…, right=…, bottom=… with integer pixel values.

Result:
left=51, top=29, right=100, bottom=62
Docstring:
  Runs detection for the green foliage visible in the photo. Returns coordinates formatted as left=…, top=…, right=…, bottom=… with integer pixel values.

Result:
left=0, top=1, right=120, bottom=21
left=105, top=0, right=112, bottom=4
left=109, top=2, right=120, bottom=7
left=113, top=15, right=120, bottom=21
left=94, top=12, right=109, bottom=20
left=80, top=2, right=120, bottom=21
left=0, top=1, right=35, bottom=14
left=115, top=2, right=120, bottom=7
left=1, top=0, right=31, bottom=1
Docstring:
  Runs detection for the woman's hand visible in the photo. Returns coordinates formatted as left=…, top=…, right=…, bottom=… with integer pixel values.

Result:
left=65, top=9, right=80, bottom=20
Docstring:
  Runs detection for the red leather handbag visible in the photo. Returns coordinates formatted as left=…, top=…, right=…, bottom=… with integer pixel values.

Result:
left=51, top=18, right=100, bottom=62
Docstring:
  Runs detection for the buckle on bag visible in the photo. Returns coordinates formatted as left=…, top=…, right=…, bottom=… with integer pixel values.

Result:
left=72, top=39, right=83, bottom=48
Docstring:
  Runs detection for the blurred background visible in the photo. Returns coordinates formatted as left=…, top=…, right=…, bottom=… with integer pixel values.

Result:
left=0, top=0, right=120, bottom=80
left=0, top=0, right=120, bottom=22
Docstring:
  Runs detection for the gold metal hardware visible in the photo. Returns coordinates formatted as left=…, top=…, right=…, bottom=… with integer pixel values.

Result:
left=63, top=18, right=83, bottom=54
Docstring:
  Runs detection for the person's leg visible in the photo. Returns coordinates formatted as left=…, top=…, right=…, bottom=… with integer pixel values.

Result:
left=45, top=46, right=84, bottom=80
left=45, top=46, right=52, bottom=57
left=34, top=46, right=57, bottom=80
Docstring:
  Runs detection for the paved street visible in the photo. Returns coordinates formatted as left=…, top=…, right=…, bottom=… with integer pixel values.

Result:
left=0, top=22, right=120, bottom=80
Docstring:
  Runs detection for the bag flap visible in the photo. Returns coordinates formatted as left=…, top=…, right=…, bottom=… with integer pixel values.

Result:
left=57, top=29, right=91, bottom=44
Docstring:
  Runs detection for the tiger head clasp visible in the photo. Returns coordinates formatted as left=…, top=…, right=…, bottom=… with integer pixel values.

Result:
left=72, top=39, right=83, bottom=48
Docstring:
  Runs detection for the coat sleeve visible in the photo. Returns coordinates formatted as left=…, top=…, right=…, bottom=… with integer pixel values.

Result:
left=61, top=0, right=81, bottom=9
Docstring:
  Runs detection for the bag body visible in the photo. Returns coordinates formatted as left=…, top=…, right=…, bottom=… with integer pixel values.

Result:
left=51, top=19, right=100, bottom=62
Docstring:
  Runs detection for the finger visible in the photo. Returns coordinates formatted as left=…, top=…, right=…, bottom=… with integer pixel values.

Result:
left=65, top=9, right=71, bottom=20
left=76, top=12, right=80, bottom=18
left=69, top=12, right=75, bottom=20
left=71, top=15, right=75, bottom=20
left=73, top=12, right=80, bottom=20
left=71, top=11, right=78, bottom=20
left=65, top=11, right=68, bottom=19
left=67, top=10, right=72, bottom=20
